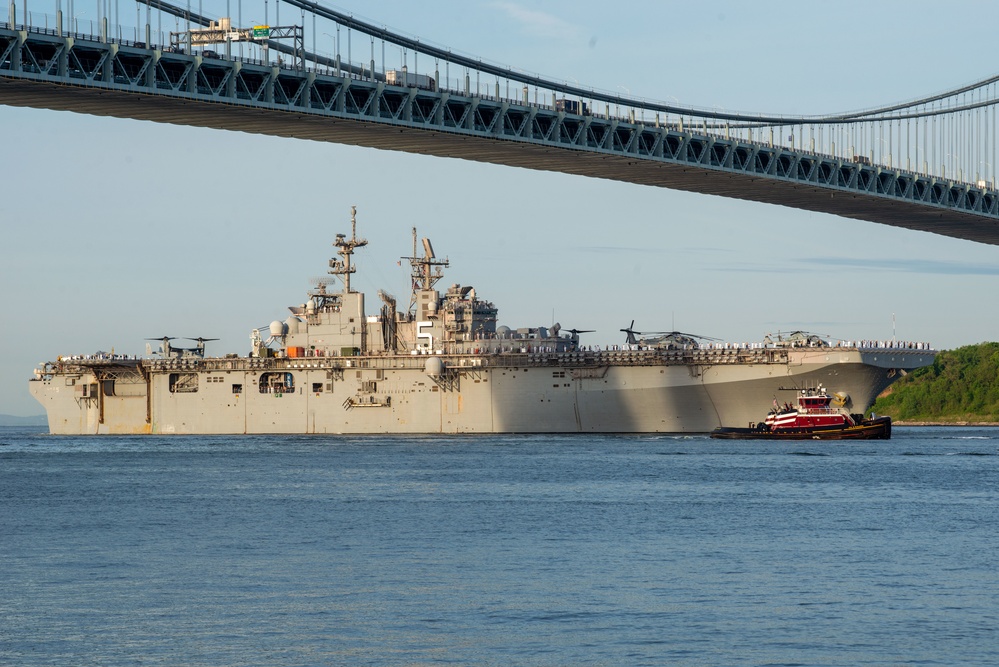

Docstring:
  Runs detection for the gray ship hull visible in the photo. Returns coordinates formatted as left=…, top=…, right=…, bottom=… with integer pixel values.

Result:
left=29, top=346, right=931, bottom=435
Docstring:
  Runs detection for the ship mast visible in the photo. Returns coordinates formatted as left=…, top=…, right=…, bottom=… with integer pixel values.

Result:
left=405, top=226, right=449, bottom=313
left=328, top=206, right=368, bottom=293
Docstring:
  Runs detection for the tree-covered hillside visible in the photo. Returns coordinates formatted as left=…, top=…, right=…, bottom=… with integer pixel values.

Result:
left=872, top=342, right=999, bottom=422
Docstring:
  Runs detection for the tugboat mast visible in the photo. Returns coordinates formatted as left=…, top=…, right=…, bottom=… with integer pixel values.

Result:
left=328, top=206, right=368, bottom=293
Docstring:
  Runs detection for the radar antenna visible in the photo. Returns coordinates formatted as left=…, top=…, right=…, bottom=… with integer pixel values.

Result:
left=403, top=226, right=449, bottom=314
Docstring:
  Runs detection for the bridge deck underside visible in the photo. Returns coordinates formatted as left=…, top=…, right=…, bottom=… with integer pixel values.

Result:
left=4, top=74, right=999, bottom=246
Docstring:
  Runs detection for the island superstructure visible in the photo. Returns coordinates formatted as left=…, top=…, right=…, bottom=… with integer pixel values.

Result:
left=29, top=208, right=935, bottom=435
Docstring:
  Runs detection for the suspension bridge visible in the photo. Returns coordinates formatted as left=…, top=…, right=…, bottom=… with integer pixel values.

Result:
left=3, top=0, right=999, bottom=245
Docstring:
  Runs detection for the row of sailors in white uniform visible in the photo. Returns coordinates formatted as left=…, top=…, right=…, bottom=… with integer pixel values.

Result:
left=843, top=340, right=932, bottom=350
left=636, top=340, right=932, bottom=351
left=58, top=353, right=139, bottom=361
left=701, top=340, right=931, bottom=351
left=59, top=340, right=932, bottom=361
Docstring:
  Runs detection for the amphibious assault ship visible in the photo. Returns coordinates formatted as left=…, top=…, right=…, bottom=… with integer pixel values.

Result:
left=30, top=208, right=934, bottom=435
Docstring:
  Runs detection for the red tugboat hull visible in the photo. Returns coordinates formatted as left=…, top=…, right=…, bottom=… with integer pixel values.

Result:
left=710, top=416, right=892, bottom=440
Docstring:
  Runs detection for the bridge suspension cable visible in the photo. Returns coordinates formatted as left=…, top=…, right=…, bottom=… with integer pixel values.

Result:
left=137, top=0, right=999, bottom=127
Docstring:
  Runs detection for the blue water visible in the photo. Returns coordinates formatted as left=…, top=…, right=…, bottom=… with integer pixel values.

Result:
left=2, top=426, right=997, bottom=666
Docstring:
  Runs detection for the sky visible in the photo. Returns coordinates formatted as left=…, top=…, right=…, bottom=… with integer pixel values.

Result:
left=4, top=0, right=999, bottom=416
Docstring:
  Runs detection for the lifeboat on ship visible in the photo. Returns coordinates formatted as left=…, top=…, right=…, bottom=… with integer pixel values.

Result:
left=710, top=386, right=891, bottom=440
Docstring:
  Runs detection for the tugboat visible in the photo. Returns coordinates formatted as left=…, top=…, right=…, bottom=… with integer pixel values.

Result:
left=710, top=386, right=892, bottom=440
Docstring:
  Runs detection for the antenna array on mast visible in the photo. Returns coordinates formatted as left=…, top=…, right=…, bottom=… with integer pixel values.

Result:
left=328, top=205, right=368, bottom=293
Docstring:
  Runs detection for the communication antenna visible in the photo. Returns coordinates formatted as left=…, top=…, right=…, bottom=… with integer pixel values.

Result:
left=328, top=205, right=368, bottom=293
left=308, top=276, right=336, bottom=288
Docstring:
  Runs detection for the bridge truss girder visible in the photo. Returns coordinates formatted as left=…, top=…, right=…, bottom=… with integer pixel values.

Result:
left=3, top=26, right=999, bottom=245
left=171, top=24, right=305, bottom=71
